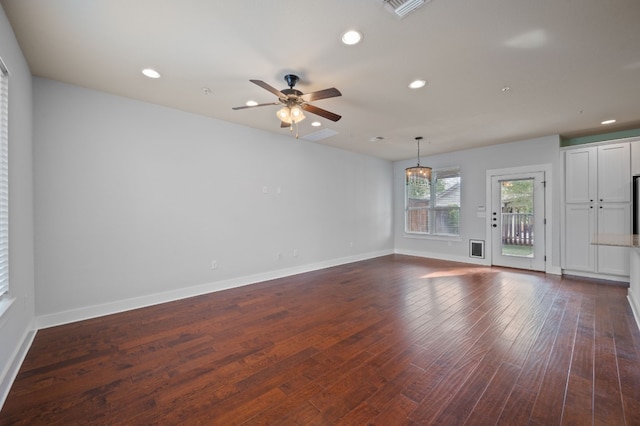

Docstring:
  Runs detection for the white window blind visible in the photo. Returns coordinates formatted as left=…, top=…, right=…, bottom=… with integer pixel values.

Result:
left=0, top=59, right=8, bottom=297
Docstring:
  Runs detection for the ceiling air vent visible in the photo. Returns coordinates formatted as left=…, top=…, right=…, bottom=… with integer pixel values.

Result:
left=302, top=128, right=339, bottom=142
left=379, top=0, right=430, bottom=19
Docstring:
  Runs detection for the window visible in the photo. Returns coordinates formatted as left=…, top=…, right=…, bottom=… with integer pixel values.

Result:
left=0, top=59, right=8, bottom=297
left=405, top=166, right=460, bottom=236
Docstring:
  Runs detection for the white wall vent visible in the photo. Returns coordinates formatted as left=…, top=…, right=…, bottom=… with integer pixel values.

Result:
left=379, top=0, right=430, bottom=19
left=470, top=240, right=485, bottom=259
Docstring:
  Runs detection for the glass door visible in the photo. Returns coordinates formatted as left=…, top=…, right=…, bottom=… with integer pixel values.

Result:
left=490, top=172, right=545, bottom=271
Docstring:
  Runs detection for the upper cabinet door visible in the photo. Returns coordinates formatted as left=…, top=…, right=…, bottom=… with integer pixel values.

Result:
left=565, top=147, right=597, bottom=203
left=631, top=141, right=640, bottom=176
left=598, top=143, right=631, bottom=203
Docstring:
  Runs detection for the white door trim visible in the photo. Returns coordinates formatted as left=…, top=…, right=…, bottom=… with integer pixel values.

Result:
left=485, top=164, right=554, bottom=274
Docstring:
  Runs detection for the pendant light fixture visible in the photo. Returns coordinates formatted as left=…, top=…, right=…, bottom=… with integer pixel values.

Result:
left=406, top=136, right=431, bottom=184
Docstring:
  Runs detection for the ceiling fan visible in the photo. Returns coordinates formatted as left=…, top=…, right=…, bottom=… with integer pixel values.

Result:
left=232, top=74, right=342, bottom=128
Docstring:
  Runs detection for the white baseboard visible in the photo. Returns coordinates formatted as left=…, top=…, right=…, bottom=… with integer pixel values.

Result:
left=0, top=323, right=37, bottom=411
left=546, top=266, right=563, bottom=275
left=396, top=249, right=562, bottom=276
left=394, top=248, right=491, bottom=266
left=562, top=269, right=630, bottom=284
left=629, top=290, right=640, bottom=331
left=36, top=249, right=394, bottom=329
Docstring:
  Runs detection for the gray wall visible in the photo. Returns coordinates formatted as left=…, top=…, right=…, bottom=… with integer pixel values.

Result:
left=393, top=135, right=562, bottom=272
left=0, top=4, right=35, bottom=404
left=33, top=78, right=394, bottom=324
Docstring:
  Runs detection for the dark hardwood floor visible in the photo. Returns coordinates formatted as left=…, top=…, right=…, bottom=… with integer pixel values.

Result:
left=2, top=254, right=640, bottom=425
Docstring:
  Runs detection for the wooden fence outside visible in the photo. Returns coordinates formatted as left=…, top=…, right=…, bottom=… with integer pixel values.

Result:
left=502, top=213, right=534, bottom=245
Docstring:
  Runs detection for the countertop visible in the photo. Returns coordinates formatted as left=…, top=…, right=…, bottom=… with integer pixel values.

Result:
left=591, top=233, right=640, bottom=248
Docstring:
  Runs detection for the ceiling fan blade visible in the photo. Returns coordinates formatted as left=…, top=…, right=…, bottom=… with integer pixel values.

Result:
left=300, top=88, right=342, bottom=102
left=301, top=104, right=342, bottom=122
left=232, top=102, right=279, bottom=110
left=250, top=80, right=286, bottom=98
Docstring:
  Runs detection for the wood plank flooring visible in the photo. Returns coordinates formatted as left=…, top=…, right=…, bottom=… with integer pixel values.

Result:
left=2, top=254, right=640, bottom=425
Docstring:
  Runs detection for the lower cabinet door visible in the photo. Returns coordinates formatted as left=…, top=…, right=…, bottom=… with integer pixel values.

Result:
left=597, top=203, right=631, bottom=276
left=565, top=204, right=596, bottom=272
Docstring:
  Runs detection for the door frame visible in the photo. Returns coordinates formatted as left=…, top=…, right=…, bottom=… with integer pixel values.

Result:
left=485, top=164, right=554, bottom=274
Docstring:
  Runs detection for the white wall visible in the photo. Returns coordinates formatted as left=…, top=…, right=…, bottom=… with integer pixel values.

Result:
left=393, top=135, right=562, bottom=272
left=0, top=4, right=36, bottom=407
left=33, top=78, right=394, bottom=326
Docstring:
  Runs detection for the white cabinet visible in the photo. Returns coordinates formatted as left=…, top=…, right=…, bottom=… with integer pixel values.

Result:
left=563, top=143, right=631, bottom=277
left=565, top=147, right=597, bottom=204
left=564, top=204, right=596, bottom=272
left=597, top=203, right=631, bottom=275
left=598, top=144, right=631, bottom=202
left=632, top=141, right=640, bottom=176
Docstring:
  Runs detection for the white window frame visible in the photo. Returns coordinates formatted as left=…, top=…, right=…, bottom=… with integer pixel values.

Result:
left=0, top=58, right=8, bottom=298
left=405, top=166, right=461, bottom=237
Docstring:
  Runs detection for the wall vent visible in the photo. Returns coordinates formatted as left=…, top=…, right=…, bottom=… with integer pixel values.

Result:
left=379, top=0, right=430, bottom=19
left=470, top=240, right=485, bottom=259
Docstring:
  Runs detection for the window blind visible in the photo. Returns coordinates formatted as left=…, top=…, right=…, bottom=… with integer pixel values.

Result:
left=0, top=60, right=8, bottom=297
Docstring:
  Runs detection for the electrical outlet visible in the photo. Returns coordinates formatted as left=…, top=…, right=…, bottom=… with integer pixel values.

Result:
left=211, top=260, right=218, bottom=270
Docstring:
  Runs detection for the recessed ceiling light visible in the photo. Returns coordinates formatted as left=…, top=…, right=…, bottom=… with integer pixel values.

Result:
left=409, top=79, right=427, bottom=89
left=341, top=30, right=362, bottom=45
left=141, top=68, right=161, bottom=79
left=501, top=86, right=511, bottom=92
left=246, top=100, right=258, bottom=107
left=601, top=119, right=616, bottom=125
left=311, top=121, right=322, bottom=127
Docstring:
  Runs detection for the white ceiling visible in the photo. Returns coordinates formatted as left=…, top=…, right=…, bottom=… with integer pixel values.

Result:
left=2, top=0, right=640, bottom=161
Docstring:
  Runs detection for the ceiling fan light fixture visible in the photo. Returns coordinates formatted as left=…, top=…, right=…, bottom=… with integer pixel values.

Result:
left=277, top=105, right=306, bottom=124
left=290, top=105, right=305, bottom=121
left=277, top=106, right=291, bottom=122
